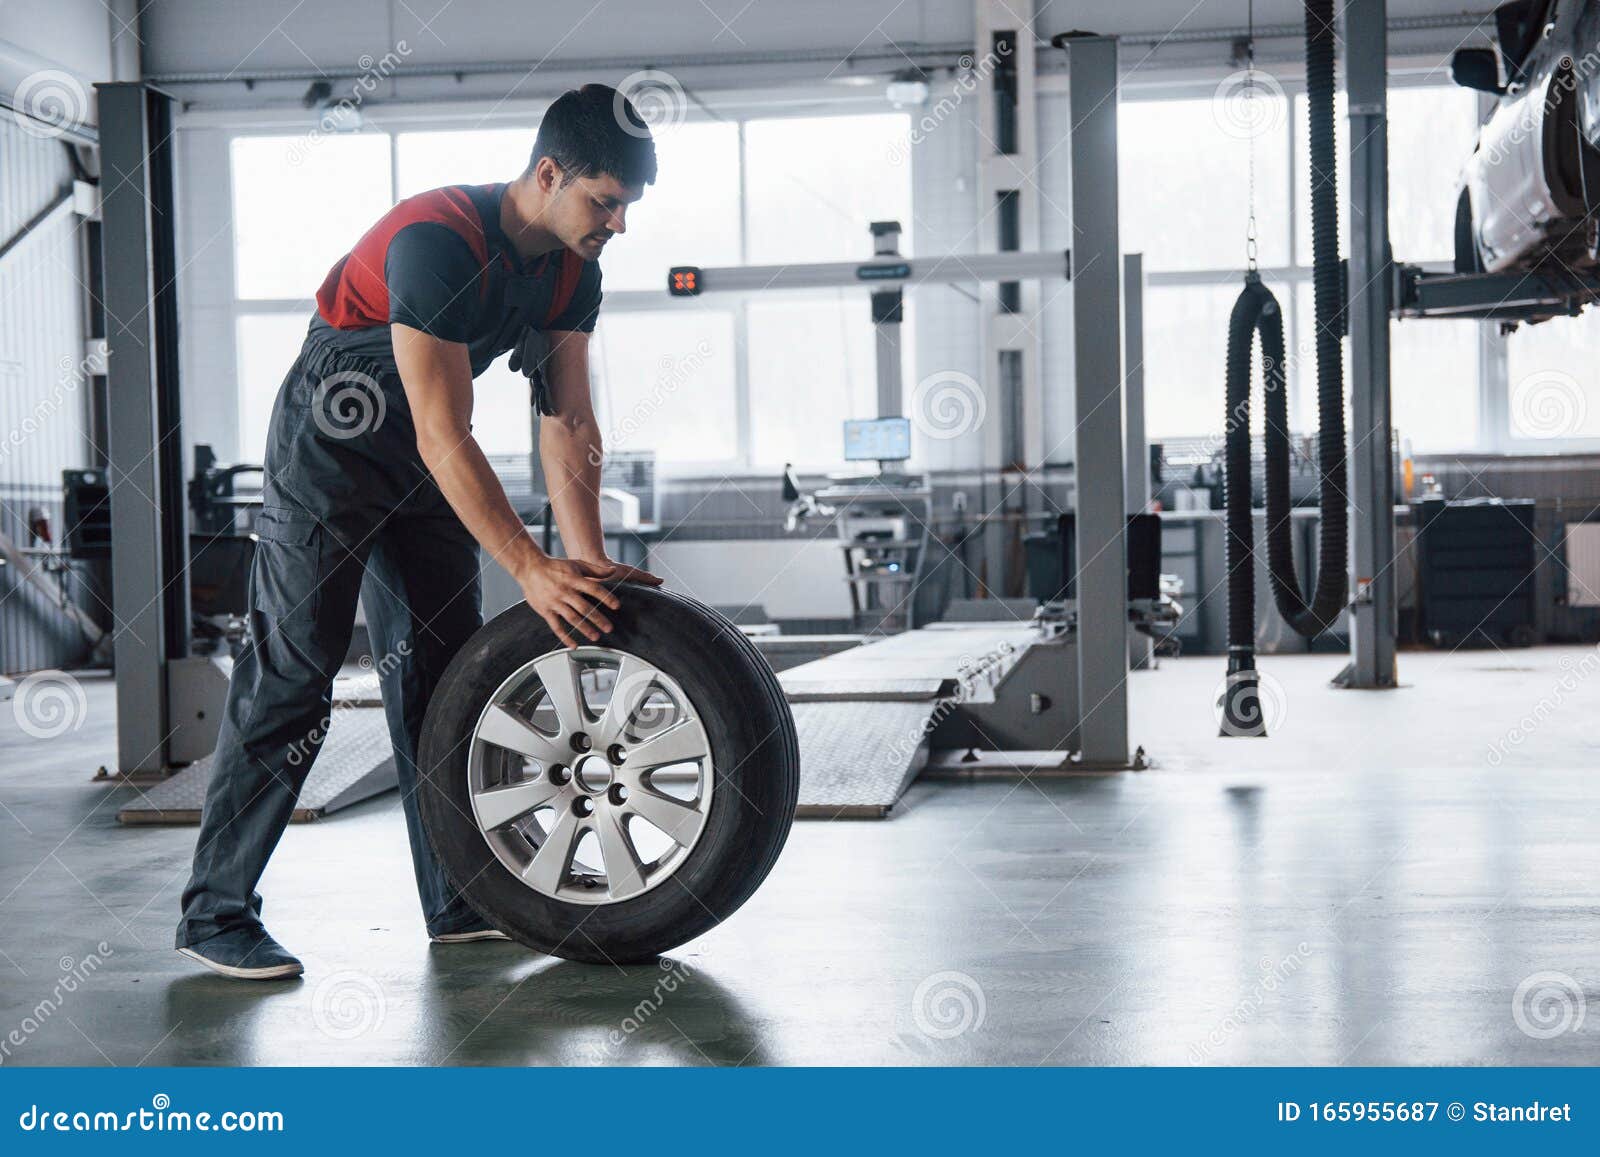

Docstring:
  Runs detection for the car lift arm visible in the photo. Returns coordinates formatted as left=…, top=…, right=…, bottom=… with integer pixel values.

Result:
left=1395, top=262, right=1600, bottom=322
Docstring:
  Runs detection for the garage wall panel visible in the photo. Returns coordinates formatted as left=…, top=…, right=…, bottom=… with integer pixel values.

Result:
left=0, top=119, right=95, bottom=674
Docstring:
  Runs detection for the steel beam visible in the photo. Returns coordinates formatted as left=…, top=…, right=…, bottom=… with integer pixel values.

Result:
left=670, top=250, right=1070, bottom=295
left=1064, top=35, right=1131, bottom=765
left=98, top=82, right=191, bottom=772
left=1124, top=253, right=1153, bottom=671
left=1396, top=265, right=1600, bottom=321
left=1343, top=0, right=1398, bottom=688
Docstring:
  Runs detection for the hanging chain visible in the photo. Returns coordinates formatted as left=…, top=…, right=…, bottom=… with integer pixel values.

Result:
left=1244, top=0, right=1259, bottom=272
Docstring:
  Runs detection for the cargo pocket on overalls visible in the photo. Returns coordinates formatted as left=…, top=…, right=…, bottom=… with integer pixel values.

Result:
left=251, top=505, right=324, bottom=622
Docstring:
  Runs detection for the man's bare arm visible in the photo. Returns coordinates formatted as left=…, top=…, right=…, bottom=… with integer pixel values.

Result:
left=391, top=322, right=621, bottom=647
left=540, top=330, right=661, bottom=583
left=540, top=331, right=607, bottom=560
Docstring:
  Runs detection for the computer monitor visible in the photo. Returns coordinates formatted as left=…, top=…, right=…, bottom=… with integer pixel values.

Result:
left=843, top=417, right=912, bottom=463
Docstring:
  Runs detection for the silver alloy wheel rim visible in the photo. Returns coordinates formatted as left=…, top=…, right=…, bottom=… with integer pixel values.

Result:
left=466, top=645, right=713, bottom=906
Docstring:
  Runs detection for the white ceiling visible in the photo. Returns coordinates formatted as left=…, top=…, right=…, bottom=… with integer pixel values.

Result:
left=138, top=0, right=1503, bottom=79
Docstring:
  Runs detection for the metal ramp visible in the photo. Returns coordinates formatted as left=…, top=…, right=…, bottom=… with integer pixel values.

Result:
left=117, top=704, right=397, bottom=825
left=780, top=622, right=1036, bottom=817
left=331, top=669, right=383, bottom=706
left=788, top=700, right=941, bottom=818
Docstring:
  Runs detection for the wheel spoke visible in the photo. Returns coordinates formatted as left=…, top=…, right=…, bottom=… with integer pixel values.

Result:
left=476, top=704, right=566, bottom=763
left=532, top=651, right=588, bottom=734
left=472, top=777, right=564, bottom=830
left=626, top=788, right=703, bottom=847
left=595, top=809, right=646, bottom=898
left=594, top=653, right=657, bottom=747
left=625, top=721, right=709, bottom=770
left=474, top=646, right=715, bottom=907
left=522, top=808, right=583, bottom=893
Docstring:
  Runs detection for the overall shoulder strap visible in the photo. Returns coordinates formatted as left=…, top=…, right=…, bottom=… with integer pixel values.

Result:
left=543, top=249, right=587, bottom=326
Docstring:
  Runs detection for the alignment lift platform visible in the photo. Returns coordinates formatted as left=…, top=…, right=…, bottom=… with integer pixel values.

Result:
left=778, top=614, right=1091, bottom=818
left=116, top=671, right=394, bottom=824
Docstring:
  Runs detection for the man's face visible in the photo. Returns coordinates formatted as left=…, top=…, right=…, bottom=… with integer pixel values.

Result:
left=551, top=170, right=645, bottom=260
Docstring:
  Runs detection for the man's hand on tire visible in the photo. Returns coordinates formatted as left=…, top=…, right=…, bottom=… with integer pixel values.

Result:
left=516, top=556, right=663, bottom=648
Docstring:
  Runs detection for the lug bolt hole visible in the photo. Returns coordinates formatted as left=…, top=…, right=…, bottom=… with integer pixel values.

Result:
left=548, top=764, right=570, bottom=785
left=572, top=797, right=594, bottom=817
left=607, top=743, right=627, bottom=763
left=570, top=732, right=592, bottom=753
left=608, top=784, right=629, bottom=806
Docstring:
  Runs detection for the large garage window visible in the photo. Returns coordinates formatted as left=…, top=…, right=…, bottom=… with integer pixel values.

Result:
left=225, top=109, right=910, bottom=473
left=1506, top=309, right=1600, bottom=442
left=592, top=309, right=739, bottom=463
left=1123, top=80, right=1483, bottom=456
left=603, top=121, right=742, bottom=291
left=1386, top=86, right=1480, bottom=264
left=746, top=294, right=881, bottom=468
left=396, top=127, right=533, bottom=196
left=231, top=134, right=393, bottom=301
left=1121, top=95, right=1291, bottom=272
left=744, top=113, right=914, bottom=264
left=231, top=133, right=394, bottom=459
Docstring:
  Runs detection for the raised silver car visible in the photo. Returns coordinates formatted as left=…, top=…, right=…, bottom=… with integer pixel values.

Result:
left=1453, top=0, right=1600, bottom=273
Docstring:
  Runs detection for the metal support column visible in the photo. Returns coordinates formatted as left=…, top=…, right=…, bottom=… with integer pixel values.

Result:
left=976, top=0, right=1043, bottom=596
left=1124, top=252, right=1153, bottom=670
left=1064, top=35, right=1132, bottom=765
left=1342, top=0, right=1398, bottom=688
left=98, top=82, right=195, bottom=772
left=870, top=221, right=905, bottom=418
left=1123, top=254, right=1148, bottom=515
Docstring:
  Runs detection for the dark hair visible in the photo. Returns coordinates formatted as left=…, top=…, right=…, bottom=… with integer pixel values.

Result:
left=528, top=84, right=657, bottom=187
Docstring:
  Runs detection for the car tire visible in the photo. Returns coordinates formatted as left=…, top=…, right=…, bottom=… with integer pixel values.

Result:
left=417, top=585, right=800, bottom=964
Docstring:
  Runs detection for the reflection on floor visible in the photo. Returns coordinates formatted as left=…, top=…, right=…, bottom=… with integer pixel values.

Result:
left=1, top=647, right=1597, bottom=1065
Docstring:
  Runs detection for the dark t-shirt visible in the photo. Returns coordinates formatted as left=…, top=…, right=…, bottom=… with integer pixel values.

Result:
left=311, top=182, right=601, bottom=377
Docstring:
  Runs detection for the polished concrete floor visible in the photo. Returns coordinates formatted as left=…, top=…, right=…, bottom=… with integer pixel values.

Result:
left=1, top=647, right=1597, bottom=1066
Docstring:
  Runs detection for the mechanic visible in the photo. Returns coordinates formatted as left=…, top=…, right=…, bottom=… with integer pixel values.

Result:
left=175, top=84, right=661, bottom=980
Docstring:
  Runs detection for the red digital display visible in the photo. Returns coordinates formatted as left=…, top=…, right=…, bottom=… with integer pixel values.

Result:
left=668, top=266, right=702, bottom=296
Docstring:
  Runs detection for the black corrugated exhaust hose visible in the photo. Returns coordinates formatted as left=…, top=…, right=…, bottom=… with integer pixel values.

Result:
left=1219, top=273, right=1284, bottom=737
left=1266, top=0, right=1349, bottom=638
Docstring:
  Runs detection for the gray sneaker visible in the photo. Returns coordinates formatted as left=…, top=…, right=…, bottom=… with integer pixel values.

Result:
left=430, top=924, right=513, bottom=945
left=178, top=927, right=304, bottom=980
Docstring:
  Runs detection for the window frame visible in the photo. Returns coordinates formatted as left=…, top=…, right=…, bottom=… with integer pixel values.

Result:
left=1121, top=72, right=1494, bottom=456
left=221, top=103, right=913, bottom=476
left=216, top=71, right=1523, bottom=471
